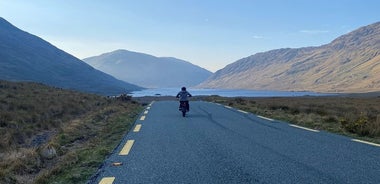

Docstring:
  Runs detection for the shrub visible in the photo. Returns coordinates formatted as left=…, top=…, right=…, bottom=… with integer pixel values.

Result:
left=234, top=97, right=246, bottom=105
left=290, top=108, right=300, bottom=114
left=340, top=113, right=371, bottom=136
left=355, top=114, right=370, bottom=136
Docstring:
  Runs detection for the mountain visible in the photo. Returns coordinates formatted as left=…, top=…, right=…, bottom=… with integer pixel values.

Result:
left=198, top=22, right=380, bottom=93
left=0, top=17, right=142, bottom=95
left=83, top=50, right=212, bottom=88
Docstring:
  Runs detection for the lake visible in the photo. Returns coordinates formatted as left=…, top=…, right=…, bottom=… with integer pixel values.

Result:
left=129, top=88, right=335, bottom=97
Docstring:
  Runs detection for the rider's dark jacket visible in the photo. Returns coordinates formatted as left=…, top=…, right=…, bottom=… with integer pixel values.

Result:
left=176, top=90, right=192, bottom=101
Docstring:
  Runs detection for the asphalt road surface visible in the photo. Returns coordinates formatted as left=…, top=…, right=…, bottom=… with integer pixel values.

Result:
left=90, top=101, right=380, bottom=184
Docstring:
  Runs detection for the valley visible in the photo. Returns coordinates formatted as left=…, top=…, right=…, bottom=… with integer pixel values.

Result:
left=1, top=15, right=380, bottom=183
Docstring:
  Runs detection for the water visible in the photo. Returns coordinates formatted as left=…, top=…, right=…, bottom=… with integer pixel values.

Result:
left=129, top=88, right=335, bottom=97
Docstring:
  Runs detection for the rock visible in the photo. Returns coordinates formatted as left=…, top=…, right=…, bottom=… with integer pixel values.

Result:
left=39, top=145, right=57, bottom=159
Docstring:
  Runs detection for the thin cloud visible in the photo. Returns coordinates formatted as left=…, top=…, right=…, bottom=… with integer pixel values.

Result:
left=252, top=35, right=265, bottom=39
left=299, top=30, right=330, bottom=34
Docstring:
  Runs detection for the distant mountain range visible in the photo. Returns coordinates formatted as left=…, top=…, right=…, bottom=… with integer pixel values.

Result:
left=198, top=22, right=380, bottom=93
left=0, top=17, right=142, bottom=95
left=83, top=50, right=212, bottom=88
left=3, top=15, right=379, bottom=94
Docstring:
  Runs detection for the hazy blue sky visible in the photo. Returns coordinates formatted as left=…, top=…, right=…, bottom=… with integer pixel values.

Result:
left=1, top=0, right=379, bottom=72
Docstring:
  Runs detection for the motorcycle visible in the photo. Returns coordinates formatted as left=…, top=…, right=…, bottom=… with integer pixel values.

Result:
left=179, top=101, right=189, bottom=117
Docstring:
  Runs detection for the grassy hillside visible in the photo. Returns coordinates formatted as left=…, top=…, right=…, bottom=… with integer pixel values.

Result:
left=202, top=95, right=380, bottom=144
left=198, top=22, right=380, bottom=93
left=0, top=17, right=142, bottom=96
left=0, top=80, right=143, bottom=183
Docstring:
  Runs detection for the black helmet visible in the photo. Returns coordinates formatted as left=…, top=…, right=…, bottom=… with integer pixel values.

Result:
left=181, top=87, right=186, bottom=91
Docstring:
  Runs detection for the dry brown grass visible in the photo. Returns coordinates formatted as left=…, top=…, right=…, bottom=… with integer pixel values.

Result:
left=0, top=80, right=142, bottom=183
left=202, top=95, right=380, bottom=143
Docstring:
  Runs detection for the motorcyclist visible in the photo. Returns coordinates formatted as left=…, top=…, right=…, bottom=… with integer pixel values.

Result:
left=176, top=87, right=192, bottom=111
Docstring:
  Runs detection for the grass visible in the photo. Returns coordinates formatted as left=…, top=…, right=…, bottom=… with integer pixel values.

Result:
left=201, top=95, right=380, bottom=144
left=2, top=79, right=380, bottom=183
left=0, top=80, right=143, bottom=184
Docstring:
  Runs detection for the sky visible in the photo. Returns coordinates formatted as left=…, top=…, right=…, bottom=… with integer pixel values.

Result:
left=1, top=0, right=379, bottom=72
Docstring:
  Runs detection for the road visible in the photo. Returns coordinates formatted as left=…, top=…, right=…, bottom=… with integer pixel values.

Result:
left=90, top=101, right=380, bottom=184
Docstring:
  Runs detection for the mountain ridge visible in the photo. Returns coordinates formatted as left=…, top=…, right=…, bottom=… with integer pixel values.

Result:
left=198, top=21, right=380, bottom=93
left=83, top=49, right=212, bottom=88
left=0, top=17, right=142, bottom=95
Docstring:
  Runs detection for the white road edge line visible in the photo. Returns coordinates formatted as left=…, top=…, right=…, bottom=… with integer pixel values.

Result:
left=258, top=115, right=274, bottom=122
left=238, top=110, right=248, bottom=114
left=289, top=124, right=320, bottom=132
left=352, top=139, right=380, bottom=147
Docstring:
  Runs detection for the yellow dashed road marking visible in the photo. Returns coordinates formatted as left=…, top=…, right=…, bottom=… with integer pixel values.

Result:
left=119, top=140, right=135, bottom=155
left=140, top=116, right=146, bottom=121
left=290, top=124, right=319, bottom=132
left=352, top=139, right=380, bottom=147
left=133, top=124, right=142, bottom=132
left=99, top=177, right=115, bottom=184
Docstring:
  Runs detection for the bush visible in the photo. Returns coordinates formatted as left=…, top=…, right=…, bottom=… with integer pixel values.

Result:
left=340, top=113, right=371, bottom=136
left=234, top=97, right=246, bottom=105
